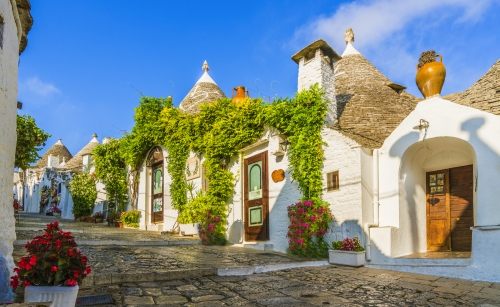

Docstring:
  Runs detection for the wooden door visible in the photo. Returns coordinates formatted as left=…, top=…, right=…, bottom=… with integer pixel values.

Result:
left=426, top=169, right=450, bottom=251
left=244, top=151, right=269, bottom=241
left=450, top=165, right=473, bottom=251
left=151, top=163, right=164, bottom=224
left=426, top=165, right=473, bottom=252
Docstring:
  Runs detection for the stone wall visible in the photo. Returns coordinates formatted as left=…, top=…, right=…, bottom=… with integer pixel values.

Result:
left=0, top=0, right=20, bottom=301
left=321, top=128, right=364, bottom=243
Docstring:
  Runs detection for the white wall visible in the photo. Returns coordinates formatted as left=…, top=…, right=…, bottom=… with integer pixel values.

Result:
left=321, top=128, right=364, bottom=244
left=368, top=96, right=500, bottom=281
left=0, top=0, right=21, bottom=299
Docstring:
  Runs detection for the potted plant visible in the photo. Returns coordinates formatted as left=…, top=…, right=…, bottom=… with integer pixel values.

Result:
left=120, top=210, right=140, bottom=228
left=47, top=206, right=61, bottom=217
left=10, top=221, right=91, bottom=307
left=91, top=211, right=103, bottom=223
left=329, top=236, right=365, bottom=267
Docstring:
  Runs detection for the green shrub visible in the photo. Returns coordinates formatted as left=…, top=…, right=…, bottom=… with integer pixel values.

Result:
left=120, top=210, right=141, bottom=228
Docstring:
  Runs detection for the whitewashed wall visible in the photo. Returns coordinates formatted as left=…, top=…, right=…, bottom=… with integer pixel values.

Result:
left=0, top=0, right=21, bottom=300
left=369, top=96, right=500, bottom=282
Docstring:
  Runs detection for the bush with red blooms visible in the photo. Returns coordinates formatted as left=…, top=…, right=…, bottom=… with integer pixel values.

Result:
left=10, top=221, right=91, bottom=289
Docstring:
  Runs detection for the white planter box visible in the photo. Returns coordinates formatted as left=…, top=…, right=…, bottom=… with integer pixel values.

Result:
left=329, top=250, right=365, bottom=267
left=25, top=285, right=79, bottom=307
left=179, top=223, right=199, bottom=236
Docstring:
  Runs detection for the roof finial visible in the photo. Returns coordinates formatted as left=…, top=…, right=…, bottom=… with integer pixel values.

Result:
left=344, top=28, right=354, bottom=45
left=202, top=60, right=209, bottom=72
left=92, top=133, right=97, bottom=138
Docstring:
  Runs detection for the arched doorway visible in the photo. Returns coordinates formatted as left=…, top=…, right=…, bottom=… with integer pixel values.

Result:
left=146, top=147, right=164, bottom=224
left=400, top=137, right=476, bottom=253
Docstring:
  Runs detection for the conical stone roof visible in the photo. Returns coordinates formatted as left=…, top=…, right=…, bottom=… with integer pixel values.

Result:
left=179, top=61, right=226, bottom=114
left=65, top=134, right=100, bottom=170
left=333, top=40, right=419, bottom=148
left=444, top=59, right=500, bottom=115
left=34, top=139, right=73, bottom=168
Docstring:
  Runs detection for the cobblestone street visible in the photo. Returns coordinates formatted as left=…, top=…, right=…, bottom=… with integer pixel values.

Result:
left=12, top=213, right=500, bottom=306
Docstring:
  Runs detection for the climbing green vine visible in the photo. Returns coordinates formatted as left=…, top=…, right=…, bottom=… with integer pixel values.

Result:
left=93, top=84, right=329, bottom=250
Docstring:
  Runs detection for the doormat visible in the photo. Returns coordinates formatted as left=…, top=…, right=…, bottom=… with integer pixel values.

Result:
left=75, top=294, right=113, bottom=306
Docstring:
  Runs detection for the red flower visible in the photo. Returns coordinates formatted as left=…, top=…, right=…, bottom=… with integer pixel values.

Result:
left=29, top=256, right=37, bottom=266
left=21, top=280, right=31, bottom=287
left=24, top=264, right=32, bottom=271
left=51, top=266, right=58, bottom=272
left=82, top=256, right=87, bottom=264
left=67, top=279, right=77, bottom=286
left=85, top=266, right=91, bottom=275
left=10, top=275, right=19, bottom=289
left=53, top=221, right=59, bottom=227
left=55, top=240, right=62, bottom=248
left=73, top=270, right=79, bottom=278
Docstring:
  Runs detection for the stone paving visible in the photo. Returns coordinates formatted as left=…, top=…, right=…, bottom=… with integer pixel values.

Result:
left=77, top=266, right=500, bottom=306
left=12, top=213, right=500, bottom=306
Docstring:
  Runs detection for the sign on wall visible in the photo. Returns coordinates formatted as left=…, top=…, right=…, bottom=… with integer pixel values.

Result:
left=186, top=156, right=201, bottom=180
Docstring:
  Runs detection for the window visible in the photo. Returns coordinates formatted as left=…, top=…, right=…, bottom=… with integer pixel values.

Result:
left=327, top=171, right=339, bottom=192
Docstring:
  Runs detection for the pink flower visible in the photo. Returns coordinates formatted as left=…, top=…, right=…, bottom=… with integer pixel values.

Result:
left=51, top=266, right=58, bottom=272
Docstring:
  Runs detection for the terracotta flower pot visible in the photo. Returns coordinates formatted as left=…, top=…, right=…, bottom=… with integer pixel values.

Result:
left=416, top=54, right=446, bottom=98
left=95, top=217, right=103, bottom=223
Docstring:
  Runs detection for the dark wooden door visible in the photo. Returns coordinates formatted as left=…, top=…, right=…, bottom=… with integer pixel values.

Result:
left=244, top=151, right=269, bottom=241
left=450, top=165, right=473, bottom=251
left=426, top=169, right=450, bottom=251
left=426, top=165, right=473, bottom=252
left=151, top=163, right=164, bottom=224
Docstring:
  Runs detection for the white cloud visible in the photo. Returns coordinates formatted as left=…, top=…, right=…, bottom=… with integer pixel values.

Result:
left=20, top=77, right=61, bottom=97
left=293, top=0, right=495, bottom=51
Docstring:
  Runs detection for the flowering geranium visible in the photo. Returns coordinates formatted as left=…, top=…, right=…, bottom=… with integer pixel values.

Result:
left=287, top=199, right=333, bottom=258
left=10, top=221, right=91, bottom=289
left=332, top=236, right=365, bottom=252
left=47, top=205, right=61, bottom=214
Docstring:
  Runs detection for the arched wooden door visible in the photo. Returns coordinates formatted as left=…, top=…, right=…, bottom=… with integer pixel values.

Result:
left=147, top=147, right=164, bottom=224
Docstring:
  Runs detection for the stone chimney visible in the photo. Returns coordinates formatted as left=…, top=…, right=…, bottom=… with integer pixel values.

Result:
left=47, top=154, right=60, bottom=168
left=291, top=39, right=341, bottom=126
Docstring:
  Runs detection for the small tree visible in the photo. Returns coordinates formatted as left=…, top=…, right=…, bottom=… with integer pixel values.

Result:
left=92, top=139, right=129, bottom=213
left=69, top=171, right=97, bottom=217
left=15, top=114, right=51, bottom=169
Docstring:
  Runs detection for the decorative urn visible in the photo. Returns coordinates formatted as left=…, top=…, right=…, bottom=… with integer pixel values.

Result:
left=415, top=50, right=446, bottom=98
left=232, top=86, right=250, bottom=105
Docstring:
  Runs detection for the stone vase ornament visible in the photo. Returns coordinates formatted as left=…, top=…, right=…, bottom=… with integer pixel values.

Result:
left=415, top=51, right=446, bottom=98
left=231, top=86, right=250, bottom=105
left=25, top=285, right=79, bottom=307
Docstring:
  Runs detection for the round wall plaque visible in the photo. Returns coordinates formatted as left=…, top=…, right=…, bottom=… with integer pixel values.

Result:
left=271, top=169, right=285, bottom=183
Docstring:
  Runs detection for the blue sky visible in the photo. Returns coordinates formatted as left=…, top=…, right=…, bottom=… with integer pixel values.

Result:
left=18, top=0, right=500, bottom=158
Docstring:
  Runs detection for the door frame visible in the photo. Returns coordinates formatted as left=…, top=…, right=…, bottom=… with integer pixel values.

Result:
left=244, top=151, right=269, bottom=241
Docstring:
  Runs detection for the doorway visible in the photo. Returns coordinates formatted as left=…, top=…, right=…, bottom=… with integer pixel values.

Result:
left=147, top=147, right=164, bottom=224
left=244, top=151, right=269, bottom=241
left=426, top=165, right=473, bottom=252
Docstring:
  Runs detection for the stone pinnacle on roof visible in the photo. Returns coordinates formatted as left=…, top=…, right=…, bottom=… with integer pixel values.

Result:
left=179, top=61, right=226, bottom=114
left=344, top=28, right=354, bottom=44
left=342, top=28, right=361, bottom=57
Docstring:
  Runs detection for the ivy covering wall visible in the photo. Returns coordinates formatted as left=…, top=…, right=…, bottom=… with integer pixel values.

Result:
left=93, top=84, right=332, bottom=253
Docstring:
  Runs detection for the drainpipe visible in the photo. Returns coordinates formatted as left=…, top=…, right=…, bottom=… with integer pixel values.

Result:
left=239, top=152, right=244, bottom=243
left=364, top=149, right=380, bottom=261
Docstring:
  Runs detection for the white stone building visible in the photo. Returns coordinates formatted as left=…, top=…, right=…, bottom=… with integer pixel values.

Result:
left=0, top=0, right=32, bottom=302
left=135, top=30, right=500, bottom=282
left=20, top=134, right=107, bottom=220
